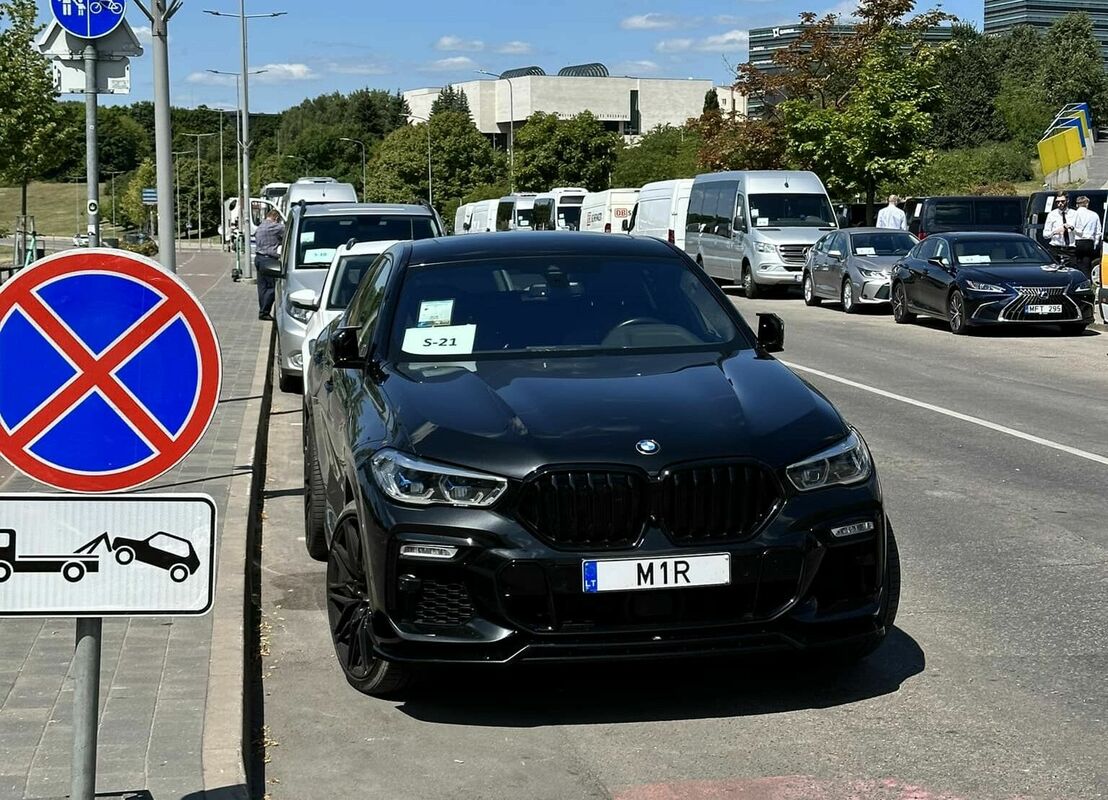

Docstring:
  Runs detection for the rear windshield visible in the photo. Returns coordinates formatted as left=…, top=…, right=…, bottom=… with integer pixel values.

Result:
left=929, top=201, right=973, bottom=226
left=953, top=238, right=1053, bottom=265
left=297, top=215, right=437, bottom=268
left=850, top=232, right=916, bottom=256
left=329, top=255, right=380, bottom=309
left=389, top=255, right=743, bottom=360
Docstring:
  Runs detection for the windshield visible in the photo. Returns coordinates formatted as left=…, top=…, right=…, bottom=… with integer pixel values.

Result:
left=559, top=206, right=582, bottom=230
left=851, top=232, right=917, bottom=256
left=297, top=215, right=437, bottom=268
left=328, top=255, right=380, bottom=309
left=515, top=208, right=533, bottom=228
left=953, top=238, right=1054, bottom=265
left=749, top=194, right=836, bottom=228
left=389, top=255, right=743, bottom=360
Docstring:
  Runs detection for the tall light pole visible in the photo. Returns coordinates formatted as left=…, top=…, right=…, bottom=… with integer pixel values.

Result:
left=184, top=132, right=217, bottom=248
left=172, top=150, right=188, bottom=242
left=407, top=115, right=434, bottom=208
left=206, top=68, right=267, bottom=240
left=204, top=6, right=286, bottom=278
left=339, top=137, right=367, bottom=201
left=476, top=69, right=514, bottom=193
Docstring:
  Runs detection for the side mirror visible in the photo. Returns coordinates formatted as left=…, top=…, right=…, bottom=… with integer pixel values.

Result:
left=463, top=222, right=471, bottom=231
left=733, top=216, right=746, bottom=234
left=288, top=288, right=318, bottom=311
left=756, top=313, right=785, bottom=354
left=330, top=326, right=363, bottom=369
left=927, top=257, right=950, bottom=271
left=621, top=218, right=630, bottom=232
left=828, top=249, right=842, bottom=259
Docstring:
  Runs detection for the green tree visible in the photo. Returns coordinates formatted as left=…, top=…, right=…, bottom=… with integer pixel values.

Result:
left=930, top=25, right=1007, bottom=149
left=120, top=158, right=157, bottom=230
left=1044, top=12, right=1108, bottom=123
left=0, top=0, right=67, bottom=214
left=611, top=125, right=701, bottom=186
left=514, top=111, right=622, bottom=191
left=702, top=88, right=720, bottom=115
left=430, top=85, right=471, bottom=118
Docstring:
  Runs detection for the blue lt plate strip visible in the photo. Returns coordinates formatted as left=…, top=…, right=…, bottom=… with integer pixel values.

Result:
left=582, top=561, right=598, bottom=593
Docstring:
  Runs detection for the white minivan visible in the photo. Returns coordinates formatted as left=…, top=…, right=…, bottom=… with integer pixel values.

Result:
left=532, top=187, right=588, bottom=230
left=453, top=203, right=471, bottom=235
left=495, top=193, right=538, bottom=231
left=628, top=178, right=693, bottom=249
left=581, top=188, right=640, bottom=234
left=279, top=177, right=358, bottom=217
left=684, top=171, right=837, bottom=298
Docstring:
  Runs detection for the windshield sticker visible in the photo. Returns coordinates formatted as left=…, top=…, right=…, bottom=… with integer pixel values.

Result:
left=856, top=246, right=877, bottom=256
left=749, top=208, right=759, bottom=218
left=402, top=324, right=477, bottom=356
left=959, top=255, right=990, bottom=264
left=418, top=299, right=455, bottom=328
left=303, top=248, right=336, bottom=264
left=300, top=231, right=316, bottom=244
left=755, top=218, right=769, bottom=227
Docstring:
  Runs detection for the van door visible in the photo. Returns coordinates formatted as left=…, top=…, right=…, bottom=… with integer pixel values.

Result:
left=731, top=191, right=748, bottom=283
left=700, top=185, right=724, bottom=276
left=686, top=183, right=706, bottom=261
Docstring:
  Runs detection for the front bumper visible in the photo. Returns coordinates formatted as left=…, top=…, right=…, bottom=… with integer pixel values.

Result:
left=754, top=263, right=805, bottom=286
left=356, top=478, right=890, bottom=665
left=276, top=308, right=308, bottom=374
left=855, top=276, right=892, bottom=303
left=967, top=287, right=1094, bottom=324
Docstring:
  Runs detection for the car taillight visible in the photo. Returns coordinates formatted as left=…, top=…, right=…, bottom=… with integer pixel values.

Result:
left=917, top=230, right=927, bottom=240
left=667, top=229, right=675, bottom=244
left=604, top=223, right=611, bottom=233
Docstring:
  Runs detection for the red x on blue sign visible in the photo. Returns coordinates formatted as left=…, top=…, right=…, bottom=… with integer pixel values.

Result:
left=0, top=250, right=222, bottom=493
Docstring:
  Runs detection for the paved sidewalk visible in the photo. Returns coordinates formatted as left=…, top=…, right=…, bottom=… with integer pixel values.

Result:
left=0, top=250, right=268, bottom=799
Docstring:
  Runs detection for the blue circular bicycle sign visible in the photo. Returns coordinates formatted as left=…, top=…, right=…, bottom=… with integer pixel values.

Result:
left=50, top=0, right=127, bottom=40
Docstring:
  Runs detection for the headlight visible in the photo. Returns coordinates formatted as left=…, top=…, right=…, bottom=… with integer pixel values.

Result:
left=859, top=268, right=886, bottom=279
left=1074, top=279, right=1094, bottom=292
left=965, top=280, right=1005, bottom=293
left=786, top=430, right=872, bottom=492
left=370, top=449, right=508, bottom=507
left=286, top=297, right=313, bottom=323
left=754, top=241, right=777, bottom=253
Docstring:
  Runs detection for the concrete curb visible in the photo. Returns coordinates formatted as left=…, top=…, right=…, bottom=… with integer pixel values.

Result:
left=200, top=322, right=273, bottom=800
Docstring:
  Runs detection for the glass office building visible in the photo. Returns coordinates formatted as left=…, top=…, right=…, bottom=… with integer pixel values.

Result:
left=984, top=0, right=1108, bottom=65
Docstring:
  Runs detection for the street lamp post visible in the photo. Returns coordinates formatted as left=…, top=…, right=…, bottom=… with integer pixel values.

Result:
left=184, top=132, right=217, bottom=249
left=339, top=137, right=367, bottom=202
left=104, top=170, right=124, bottom=229
left=172, top=150, right=188, bottom=242
left=206, top=68, right=267, bottom=251
left=407, top=116, right=433, bottom=207
left=476, top=69, right=514, bottom=192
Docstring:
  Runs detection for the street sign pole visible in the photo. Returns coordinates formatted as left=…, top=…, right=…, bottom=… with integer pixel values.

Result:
left=152, top=2, right=179, bottom=272
left=71, top=617, right=101, bottom=800
left=84, top=43, right=100, bottom=249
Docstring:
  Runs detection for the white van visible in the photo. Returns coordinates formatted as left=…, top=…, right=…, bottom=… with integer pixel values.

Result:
left=465, top=199, right=498, bottom=234
left=453, top=203, right=471, bottom=235
left=495, top=193, right=538, bottom=231
left=629, top=179, right=693, bottom=249
left=684, top=171, right=837, bottom=297
left=581, top=188, right=640, bottom=234
left=280, top=178, right=358, bottom=217
left=532, top=187, right=588, bottom=230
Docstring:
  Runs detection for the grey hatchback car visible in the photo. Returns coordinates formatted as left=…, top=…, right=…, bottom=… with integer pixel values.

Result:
left=803, top=228, right=918, bottom=312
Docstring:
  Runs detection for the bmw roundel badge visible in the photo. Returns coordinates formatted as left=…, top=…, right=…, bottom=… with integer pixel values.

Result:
left=636, top=439, right=660, bottom=456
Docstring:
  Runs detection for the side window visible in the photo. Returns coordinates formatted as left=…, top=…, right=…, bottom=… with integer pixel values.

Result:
left=347, top=254, right=393, bottom=350
left=687, top=184, right=705, bottom=232
left=496, top=202, right=513, bottom=232
left=734, top=193, right=747, bottom=232
left=280, top=215, right=296, bottom=272
left=704, top=186, right=723, bottom=235
left=715, top=186, right=734, bottom=238
left=916, top=239, right=938, bottom=261
left=933, top=239, right=951, bottom=264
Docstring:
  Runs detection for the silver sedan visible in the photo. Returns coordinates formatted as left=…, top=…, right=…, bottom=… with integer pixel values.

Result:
left=802, top=228, right=918, bottom=313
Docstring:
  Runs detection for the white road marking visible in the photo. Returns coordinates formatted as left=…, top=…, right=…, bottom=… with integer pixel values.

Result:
left=781, top=360, right=1108, bottom=468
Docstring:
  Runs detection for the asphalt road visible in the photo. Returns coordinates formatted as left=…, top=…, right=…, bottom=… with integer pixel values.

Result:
left=259, top=290, right=1108, bottom=800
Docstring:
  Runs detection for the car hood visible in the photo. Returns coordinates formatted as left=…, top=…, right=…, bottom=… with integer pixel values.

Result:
left=960, top=264, right=1084, bottom=286
left=380, top=351, right=848, bottom=479
left=850, top=255, right=901, bottom=271
left=754, top=228, right=833, bottom=245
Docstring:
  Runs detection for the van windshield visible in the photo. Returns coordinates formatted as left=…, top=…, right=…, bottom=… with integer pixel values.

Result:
left=749, top=194, right=836, bottom=228
left=559, top=207, right=582, bottom=230
left=297, top=215, right=437, bottom=268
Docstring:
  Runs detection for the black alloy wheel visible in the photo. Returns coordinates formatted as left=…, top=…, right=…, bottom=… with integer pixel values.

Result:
left=803, top=273, right=821, bottom=306
left=326, top=511, right=412, bottom=696
left=841, top=278, right=858, bottom=314
left=948, top=289, right=969, bottom=335
left=891, top=283, right=915, bottom=323
left=742, top=264, right=760, bottom=299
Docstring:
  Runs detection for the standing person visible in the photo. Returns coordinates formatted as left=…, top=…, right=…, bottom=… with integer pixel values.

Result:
left=1044, top=195, right=1076, bottom=266
left=254, top=209, right=284, bottom=321
left=1071, top=195, right=1102, bottom=279
left=876, top=195, right=907, bottom=230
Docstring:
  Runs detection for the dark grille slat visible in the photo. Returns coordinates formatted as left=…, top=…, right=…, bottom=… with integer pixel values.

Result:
left=661, top=462, right=781, bottom=544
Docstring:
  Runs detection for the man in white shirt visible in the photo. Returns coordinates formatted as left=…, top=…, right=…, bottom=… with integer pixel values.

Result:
left=1071, top=195, right=1102, bottom=278
left=1043, top=195, right=1076, bottom=266
left=876, top=195, right=907, bottom=230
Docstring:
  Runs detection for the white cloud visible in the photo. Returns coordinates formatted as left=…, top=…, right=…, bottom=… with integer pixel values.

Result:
left=496, top=40, right=533, bottom=55
left=614, top=60, right=661, bottom=74
left=696, top=30, right=749, bottom=52
left=621, top=13, right=685, bottom=30
left=655, top=37, right=694, bottom=53
left=186, top=71, right=235, bottom=86
left=435, top=35, right=485, bottom=52
left=252, top=63, right=318, bottom=82
left=132, top=25, right=153, bottom=45
left=327, top=61, right=391, bottom=76
left=423, top=56, right=477, bottom=72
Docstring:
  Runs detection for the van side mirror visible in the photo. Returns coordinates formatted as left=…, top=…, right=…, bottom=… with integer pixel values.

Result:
left=733, top=216, right=746, bottom=234
left=621, top=218, right=630, bottom=232
left=330, top=327, right=363, bottom=369
left=756, top=313, right=785, bottom=353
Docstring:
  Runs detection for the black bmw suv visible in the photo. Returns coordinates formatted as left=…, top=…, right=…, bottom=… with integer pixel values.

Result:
left=304, top=233, right=899, bottom=695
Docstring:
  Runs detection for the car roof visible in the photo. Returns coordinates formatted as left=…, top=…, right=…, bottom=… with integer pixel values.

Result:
left=932, top=231, right=1033, bottom=241
left=299, top=202, right=434, bottom=217
left=910, top=196, right=1024, bottom=202
left=843, top=227, right=916, bottom=235
left=335, top=240, right=402, bottom=257
left=400, top=231, right=677, bottom=264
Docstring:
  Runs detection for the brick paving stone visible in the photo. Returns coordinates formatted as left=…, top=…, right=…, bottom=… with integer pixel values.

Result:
left=0, top=252, right=268, bottom=798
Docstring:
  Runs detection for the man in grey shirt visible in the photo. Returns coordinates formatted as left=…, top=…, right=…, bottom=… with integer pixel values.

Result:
left=254, top=210, right=284, bottom=320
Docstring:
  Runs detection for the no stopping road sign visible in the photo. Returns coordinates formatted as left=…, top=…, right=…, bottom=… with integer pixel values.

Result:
left=0, top=249, right=222, bottom=492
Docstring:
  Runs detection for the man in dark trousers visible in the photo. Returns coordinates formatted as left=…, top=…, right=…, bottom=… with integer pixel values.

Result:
left=254, top=209, right=284, bottom=320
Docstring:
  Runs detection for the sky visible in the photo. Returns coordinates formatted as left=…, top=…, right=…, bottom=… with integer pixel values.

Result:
left=35, top=0, right=979, bottom=114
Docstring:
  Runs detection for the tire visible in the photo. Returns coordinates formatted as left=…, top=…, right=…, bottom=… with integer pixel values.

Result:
left=841, top=279, right=858, bottom=314
left=169, top=564, right=190, bottom=583
left=948, top=289, right=969, bottom=335
left=0, top=561, right=11, bottom=583
left=891, top=282, right=915, bottom=324
left=278, top=370, right=302, bottom=394
left=115, top=546, right=135, bottom=565
left=742, top=264, right=760, bottom=299
left=304, top=433, right=329, bottom=562
left=62, top=561, right=86, bottom=583
left=803, top=273, right=821, bottom=306
left=1061, top=322, right=1088, bottom=336
left=327, top=509, right=413, bottom=697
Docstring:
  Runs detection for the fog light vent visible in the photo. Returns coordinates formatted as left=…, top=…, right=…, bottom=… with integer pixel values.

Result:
left=830, top=520, right=875, bottom=538
left=400, top=543, right=458, bottom=560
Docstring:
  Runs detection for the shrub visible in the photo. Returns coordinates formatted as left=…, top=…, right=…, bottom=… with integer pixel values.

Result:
left=897, top=142, right=1033, bottom=196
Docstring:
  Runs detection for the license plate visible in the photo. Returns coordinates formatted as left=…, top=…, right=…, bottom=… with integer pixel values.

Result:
left=582, top=554, right=730, bottom=593
left=1027, top=304, right=1062, bottom=314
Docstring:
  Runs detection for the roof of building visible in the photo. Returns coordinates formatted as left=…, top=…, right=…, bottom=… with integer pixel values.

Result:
left=500, top=66, right=546, bottom=79
left=557, top=62, right=610, bottom=78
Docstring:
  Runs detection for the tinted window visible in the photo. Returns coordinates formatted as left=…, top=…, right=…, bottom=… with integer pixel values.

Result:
left=850, top=232, right=917, bottom=256
left=735, top=194, right=747, bottom=232
left=974, top=200, right=1023, bottom=227
left=532, top=199, right=554, bottom=230
left=933, top=239, right=951, bottom=263
left=916, top=239, right=939, bottom=260
left=346, top=254, right=394, bottom=350
left=715, top=185, right=736, bottom=237
left=297, top=215, right=437, bottom=268
left=389, top=255, right=743, bottom=360
left=560, top=206, right=582, bottom=231
left=927, top=201, right=973, bottom=227
left=515, top=207, right=534, bottom=228
left=496, top=201, right=514, bottom=231
left=687, top=184, right=706, bottom=232
left=749, top=193, right=836, bottom=227
left=952, top=237, right=1053, bottom=265
left=329, top=254, right=382, bottom=310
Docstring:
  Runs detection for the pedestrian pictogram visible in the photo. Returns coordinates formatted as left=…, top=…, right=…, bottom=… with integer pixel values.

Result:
left=50, top=0, right=127, bottom=40
left=0, top=249, right=222, bottom=493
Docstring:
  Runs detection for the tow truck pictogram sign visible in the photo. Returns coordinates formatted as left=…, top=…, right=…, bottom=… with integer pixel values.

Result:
left=0, top=249, right=222, bottom=493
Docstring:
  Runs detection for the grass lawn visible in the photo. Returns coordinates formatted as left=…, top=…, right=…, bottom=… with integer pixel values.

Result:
left=0, top=181, right=113, bottom=236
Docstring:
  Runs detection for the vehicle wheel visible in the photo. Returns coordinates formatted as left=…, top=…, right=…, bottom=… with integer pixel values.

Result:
left=742, top=264, right=760, bottom=299
left=278, top=370, right=302, bottom=394
left=1061, top=322, right=1088, bottom=336
left=948, top=289, right=969, bottom=335
left=841, top=279, right=859, bottom=314
left=891, top=283, right=915, bottom=324
left=802, top=273, right=821, bottom=306
left=115, top=546, right=135, bottom=565
left=62, top=561, right=86, bottom=583
left=169, top=564, right=190, bottom=583
left=0, top=561, right=11, bottom=583
left=327, top=511, right=413, bottom=697
left=304, top=433, right=329, bottom=562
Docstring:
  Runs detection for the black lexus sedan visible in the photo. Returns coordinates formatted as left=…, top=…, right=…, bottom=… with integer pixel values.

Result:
left=890, top=232, right=1094, bottom=335
left=304, top=233, right=899, bottom=695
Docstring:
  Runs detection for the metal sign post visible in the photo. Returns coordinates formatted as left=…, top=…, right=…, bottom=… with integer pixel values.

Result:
left=0, top=246, right=221, bottom=800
